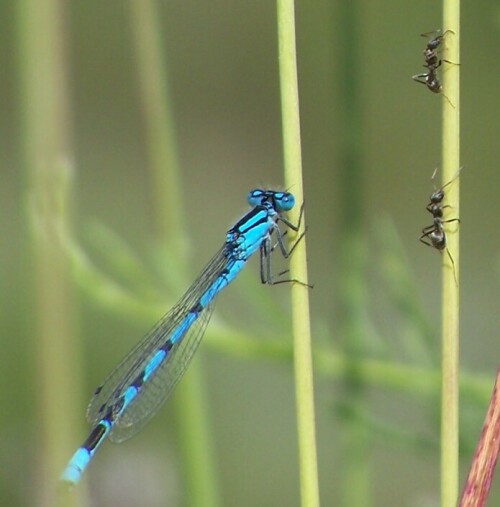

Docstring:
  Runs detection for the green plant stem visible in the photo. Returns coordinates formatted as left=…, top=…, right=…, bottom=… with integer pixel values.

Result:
left=277, top=2, right=320, bottom=507
left=129, top=2, right=219, bottom=506
left=335, top=0, right=371, bottom=505
left=206, top=328, right=491, bottom=404
left=129, top=0, right=186, bottom=251
left=17, top=1, right=85, bottom=506
left=441, top=2, right=460, bottom=506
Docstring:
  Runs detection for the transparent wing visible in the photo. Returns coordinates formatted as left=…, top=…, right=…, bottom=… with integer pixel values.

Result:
left=110, top=301, right=215, bottom=442
left=86, top=246, right=232, bottom=442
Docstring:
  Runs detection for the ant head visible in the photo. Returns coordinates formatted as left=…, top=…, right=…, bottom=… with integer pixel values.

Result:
left=430, top=188, right=444, bottom=203
left=427, top=36, right=444, bottom=50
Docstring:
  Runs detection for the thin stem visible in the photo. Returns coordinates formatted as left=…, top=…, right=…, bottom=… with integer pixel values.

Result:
left=129, top=0, right=186, bottom=252
left=335, top=0, right=370, bottom=505
left=277, top=2, right=320, bottom=507
left=129, top=2, right=219, bottom=506
left=459, top=370, right=500, bottom=507
left=441, top=1, right=461, bottom=506
left=17, top=1, right=86, bottom=505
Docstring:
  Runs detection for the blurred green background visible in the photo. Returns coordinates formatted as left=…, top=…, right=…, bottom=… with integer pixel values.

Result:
left=2, top=1, right=500, bottom=506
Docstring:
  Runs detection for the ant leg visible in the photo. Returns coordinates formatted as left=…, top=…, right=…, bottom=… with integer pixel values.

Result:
left=445, top=248, right=458, bottom=285
left=441, top=92, right=455, bottom=109
left=419, top=229, right=436, bottom=248
left=412, top=73, right=429, bottom=85
left=442, top=217, right=461, bottom=227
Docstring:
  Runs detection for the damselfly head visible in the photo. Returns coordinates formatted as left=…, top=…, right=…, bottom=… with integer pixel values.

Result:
left=247, top=189, right=295, bottom=211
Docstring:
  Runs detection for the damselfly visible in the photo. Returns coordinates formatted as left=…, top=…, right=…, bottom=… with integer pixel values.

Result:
left=61, top=188, right=305, bottom=485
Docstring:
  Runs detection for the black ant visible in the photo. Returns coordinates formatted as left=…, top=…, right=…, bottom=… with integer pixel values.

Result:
left=420, top=169, right=461, bottom=283
left=425, top=167, right=459, bottom=216
left=412, top=30, right=455, bottom=106
left=422, top=30, right=453, bottom=68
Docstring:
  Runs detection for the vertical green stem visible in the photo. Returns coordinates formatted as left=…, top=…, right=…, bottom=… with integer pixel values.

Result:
left=129, top=2, right=219, bottom=506
left=277, top=2, right=320, bottom=507
left=336, top=1, right=370, bottom=505
left=129, top=0, right=186, bottom=252
left=441, top=1, right=460, bottom=506
left=17, top=1, right=86, bottom=506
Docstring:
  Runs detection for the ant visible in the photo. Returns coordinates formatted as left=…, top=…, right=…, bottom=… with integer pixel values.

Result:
left=425, top=167, right=459, bottom=216
left=412, top=30, right=455, bottom=106
left=420, top=168, right=461, bottom=283
left=422, top=30, right=453, bottom=68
